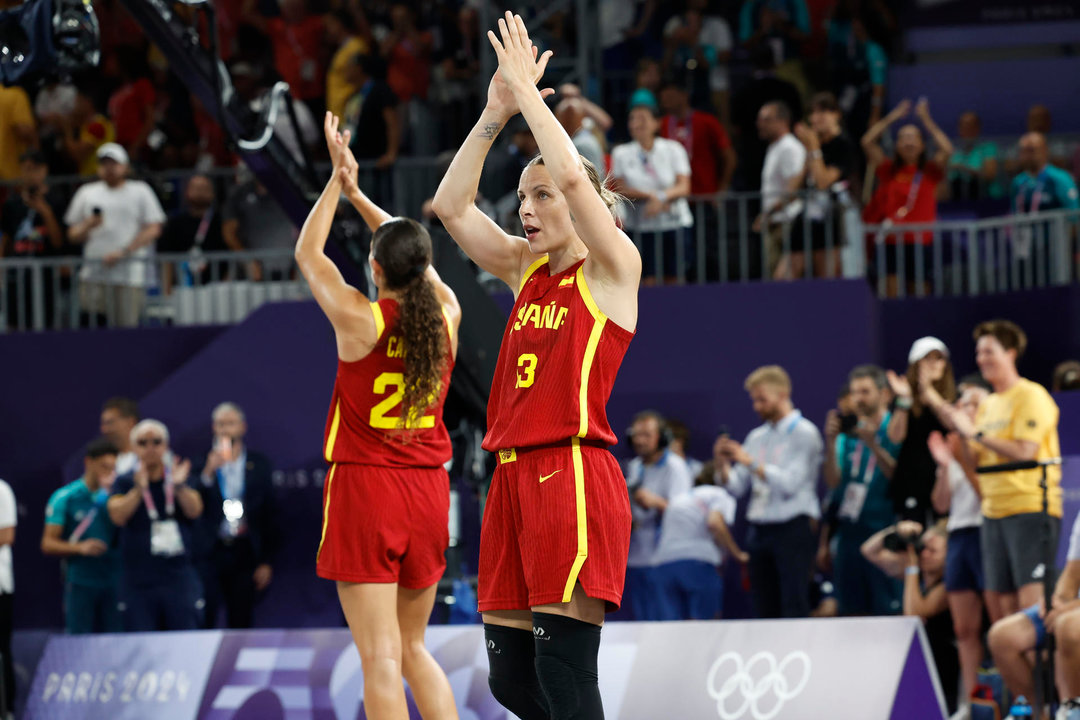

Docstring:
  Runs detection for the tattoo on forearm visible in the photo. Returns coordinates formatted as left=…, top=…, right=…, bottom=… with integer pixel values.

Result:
left=477, top=122, right=502, bottom=140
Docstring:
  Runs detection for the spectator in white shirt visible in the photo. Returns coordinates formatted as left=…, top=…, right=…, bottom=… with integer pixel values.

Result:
left=718, top=365, right=824, bottom=618
left=0, top=477, right=16, bottom=716
left=625, top=411, right=694, bottom=621
left=653, top=467, right=746, bottom=621
left=611, top=104, right=694, bottom=284
left=753, top=101, right=807, bottom=279
left=928, top=382, right=991, bottom=715
left=65, top=143, right=166, bottom=327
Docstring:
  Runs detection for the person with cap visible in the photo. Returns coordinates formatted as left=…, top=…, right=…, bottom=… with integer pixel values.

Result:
left=885, top=336, right=958, bottom=524
left=64, top=142, right=166, bottom=327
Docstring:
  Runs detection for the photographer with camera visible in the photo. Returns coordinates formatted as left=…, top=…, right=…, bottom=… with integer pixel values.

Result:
left=717, top=365, right=824, bottom=619
left=625, top=410, right=693, bottom=620
left=862, top=520, right=959, bottom=713
left=824, top=365, right=902, bottom=616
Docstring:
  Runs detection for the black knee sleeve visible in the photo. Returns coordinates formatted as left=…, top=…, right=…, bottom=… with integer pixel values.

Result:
left=484, top=623, right=550, bottom=720
left=532, top=612, right=604, bottom=720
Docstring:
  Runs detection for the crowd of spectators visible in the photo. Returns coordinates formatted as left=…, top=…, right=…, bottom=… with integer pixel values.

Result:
left=621, top=318, right=1080, bottom=719
left=37, top=397, right=279, bottom=640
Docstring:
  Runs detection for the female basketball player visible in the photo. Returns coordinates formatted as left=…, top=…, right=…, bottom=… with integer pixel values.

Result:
left=432, top=13, right=640, bottom=720
left=295, top=113, right=461, bottom=720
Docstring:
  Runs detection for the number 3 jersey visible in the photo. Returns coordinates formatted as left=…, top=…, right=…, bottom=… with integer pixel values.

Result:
left=323, top=298, right=454, bottom=468
left=483, top=257, right=634, bottom=451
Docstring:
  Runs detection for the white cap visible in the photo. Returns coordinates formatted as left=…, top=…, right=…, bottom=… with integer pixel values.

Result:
left=96, top=142, right=129, bottom=165
left=908, top=336, right=949, bottom=365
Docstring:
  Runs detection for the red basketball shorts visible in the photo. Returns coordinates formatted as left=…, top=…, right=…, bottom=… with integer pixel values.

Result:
left=317, top=462, right=449, bottom=589
left=478, top=439, right=632, bottom=612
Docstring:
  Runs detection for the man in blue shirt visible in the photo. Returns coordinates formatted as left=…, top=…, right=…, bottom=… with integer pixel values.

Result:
left=41, top=438, right=121, bottom=634
left=107, top=419, right=204, bottom=631
left=1012, top=132, right=1080, bottom=215
left=824, top=365, right=902, bottom=616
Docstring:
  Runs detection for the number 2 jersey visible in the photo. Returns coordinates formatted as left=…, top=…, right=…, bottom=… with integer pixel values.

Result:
left=323, top=298, right=454, bottom=468
left=483, top=257, right=634, bottom=451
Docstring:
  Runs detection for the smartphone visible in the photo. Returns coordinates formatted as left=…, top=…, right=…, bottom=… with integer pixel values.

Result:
left=839, top=413, right=859, bottom=435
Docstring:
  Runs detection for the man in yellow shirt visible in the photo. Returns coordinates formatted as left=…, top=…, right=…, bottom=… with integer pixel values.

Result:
left=942, top=319, right=1061, bottom=626
left=0, top=85, right=37, bottom=181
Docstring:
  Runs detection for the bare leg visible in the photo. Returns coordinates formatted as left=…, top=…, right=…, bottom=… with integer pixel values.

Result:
left=949, top=590, right=985, bottom=703
left=988, top=612, right=1037, bottom=701
left=338, top=582, right=408, bottom=720
left=1055, top=607, right=1080, bottom=699
left=398, top=584, right=458, bottom=720
left=986, top=590, right=1019, bottom=624
left=532, top=583, right=606, bottom=626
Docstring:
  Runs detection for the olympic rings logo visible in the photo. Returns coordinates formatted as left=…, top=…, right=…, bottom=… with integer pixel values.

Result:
left=706, top=650, right=812, bottom=720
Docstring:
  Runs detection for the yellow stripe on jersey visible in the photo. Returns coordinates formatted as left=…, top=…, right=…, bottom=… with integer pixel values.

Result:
left=518, top=256, right=550, bottom=295
left=316, top=463, right=338, bottom=561
left=324, top=400, right=342, bottom=462
left=370, top=301, right=385, bottom=341
left=562, top=438, right=588, bottom=602
left=575, top=266, right=607, bottom=438
left=441, top=305, right=455, bottom=343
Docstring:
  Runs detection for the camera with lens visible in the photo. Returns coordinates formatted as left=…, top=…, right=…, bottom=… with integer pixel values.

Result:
left=883, top=530, right=924, bottom=554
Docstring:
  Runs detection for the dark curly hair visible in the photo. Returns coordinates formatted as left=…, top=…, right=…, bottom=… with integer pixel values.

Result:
left=372, top=217, right=447, bottom=432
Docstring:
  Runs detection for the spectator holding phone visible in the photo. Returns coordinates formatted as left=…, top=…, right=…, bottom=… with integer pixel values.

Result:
left=861, top=520, right=959, bottom=714
left=41, top=438, right=121, bottom=634
left=107, top=420, right=204, bottom=631
left=717, top=365, right=823, bottom=619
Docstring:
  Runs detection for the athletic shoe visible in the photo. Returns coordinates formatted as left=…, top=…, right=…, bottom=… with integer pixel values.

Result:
left=1056, top=698, right=1080, bottom=720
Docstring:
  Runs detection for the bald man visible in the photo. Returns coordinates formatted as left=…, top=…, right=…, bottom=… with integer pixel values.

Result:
left=1012, top=132, right=1079, bottom=215
left=554, top=97, right=606, bottom=175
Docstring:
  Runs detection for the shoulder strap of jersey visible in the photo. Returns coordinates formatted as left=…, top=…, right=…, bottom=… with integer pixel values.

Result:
left=518, top=256, right=550, bottom=294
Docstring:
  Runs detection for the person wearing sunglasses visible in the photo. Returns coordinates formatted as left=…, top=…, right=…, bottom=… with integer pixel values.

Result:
left=107, top=419, right=204, bottom=631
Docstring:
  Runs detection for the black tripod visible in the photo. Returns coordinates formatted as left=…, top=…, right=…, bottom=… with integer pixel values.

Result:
left=976, top=457, right=1063, bottom=717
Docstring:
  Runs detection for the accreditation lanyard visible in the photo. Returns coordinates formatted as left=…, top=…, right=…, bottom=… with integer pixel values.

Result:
left=216, top=457, right=244, bottom=502
left=849, top=438, right=878, bottom=485
left=1016, top=170, right=1047, bottom=214
left=892, top=170, right=923, bottom=221
left=69, top=484, right=109, bottom=543
left=754, top=412, right=802, bottom=469
left=142, top=475, right=176, bottom=521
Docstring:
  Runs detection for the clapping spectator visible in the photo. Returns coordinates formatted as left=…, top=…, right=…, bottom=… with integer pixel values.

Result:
left=884, top=337, right=956, bottom=524
left=662, top=0, right=734, bottom=120
left=652, top=463, right=745, bottom=621
left=0, top=84, right=36, bottom=182
left=625, top=411, right=694, bottom=620
left=65, top=144, right=166, bottom=328
left=195, top=403, right=277, bottom=629
left=947, top=112, right=1002, bottom=201
left=158, top=174, right=228, bottom=294
left=861, top=98, right=953, bottom=297
left=928, top=381, right=992, bottom=716
left=1, top=151, right=68, bottom=331
left=41, top=438, right=121, bottom=634
left=718, top=365, right=824, bottom=619
left=107, top=420, right=204, bottom=631
left=324, top=7, right=371, bottom=119
left=611, top=104, right=694, bottom=284
left=823, top=365, right=902, bottom=616
left=754, top=101, right=807, bottom=278
left=786, top=92, right=856, bottom=278
left=861, top=520, right=959, bottom=713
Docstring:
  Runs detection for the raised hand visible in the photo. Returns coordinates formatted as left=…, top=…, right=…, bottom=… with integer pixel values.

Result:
left=914, top=97, right=931, bottom=122
left=336, top=142, right=361, bottom=196
left=888, top=99, right=912, bottom=122
left=171, top=457, right=192, bottom=485
left=323, top=112, right=352, bottom=172
left=886, top=369, right=912, bottom=400
left=926, top=430, right=953, bottom=467
left=487, top=12, right=554, bottom=105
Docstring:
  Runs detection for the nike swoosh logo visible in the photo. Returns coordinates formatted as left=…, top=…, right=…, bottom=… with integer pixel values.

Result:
left=539, top=470, right=562, bottom=483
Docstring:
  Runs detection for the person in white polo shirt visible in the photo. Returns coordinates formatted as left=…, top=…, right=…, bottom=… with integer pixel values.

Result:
left=611, top=102, right=694, bottom=284
left=718, top=365, right=824, bottom=619
left=64, top=143, right=166, bottom=327
left=0, top=477, right=16, bottom=718
left=754, top=101, right=807, bottom=278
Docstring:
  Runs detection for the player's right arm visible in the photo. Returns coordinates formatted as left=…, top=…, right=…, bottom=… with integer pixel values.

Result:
left=432, top=70, right=551, bottom=293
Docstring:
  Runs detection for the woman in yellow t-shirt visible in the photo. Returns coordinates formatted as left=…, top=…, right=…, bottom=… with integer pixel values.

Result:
left=938, top=319, right=1061, bottom=625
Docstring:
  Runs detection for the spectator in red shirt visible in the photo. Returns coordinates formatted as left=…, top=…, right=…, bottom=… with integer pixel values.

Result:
left=659, top=80, right=736, bottom=195
left=381, top=2, right=434, bottom=104
left=244, top=0, right=325, bottom=108
left=861, top=98, right=953, bottom=297
left=107, top=48, right=156, bottom=161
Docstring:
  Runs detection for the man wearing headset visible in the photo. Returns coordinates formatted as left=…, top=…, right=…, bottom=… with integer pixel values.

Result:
left=625, top=410, right=693, bottom=620
left=718, top=365, right=824, bottom=618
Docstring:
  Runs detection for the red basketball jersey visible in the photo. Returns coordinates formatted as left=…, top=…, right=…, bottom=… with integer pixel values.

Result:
left=483, top=258, right=634, bottom=451
left=323, top=298, right=454, bottom=468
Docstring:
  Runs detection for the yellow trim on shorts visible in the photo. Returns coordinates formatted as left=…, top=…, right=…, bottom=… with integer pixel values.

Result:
left=324, top=400, right=342, bottom=462
left=562, top=438, right=588, bottom=602
left=518, top=256, right=549, bottom=294
left=370, top=301, right=385, bottom=340
left=317, top=463, right=338, bottom=561
left=575, top=267, right=607, bottom=438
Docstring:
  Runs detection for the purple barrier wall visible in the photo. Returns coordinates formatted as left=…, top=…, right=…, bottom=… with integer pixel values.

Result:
left=0, top=326, right=225, bottom=629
